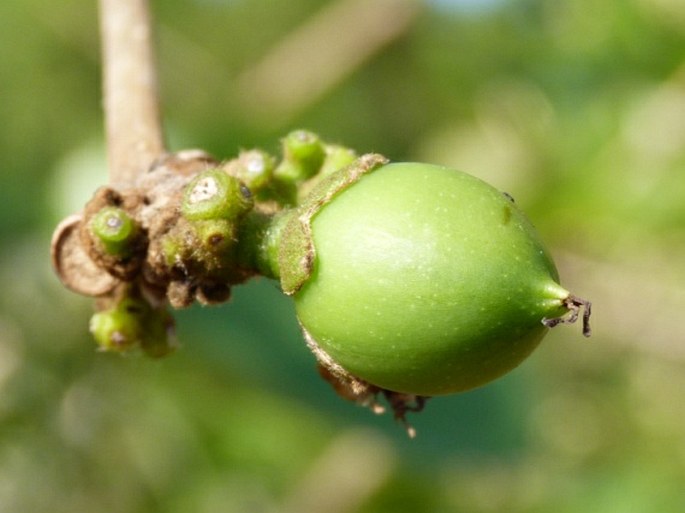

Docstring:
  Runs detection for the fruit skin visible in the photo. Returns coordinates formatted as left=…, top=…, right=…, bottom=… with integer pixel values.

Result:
left=292, top=162, right=570, bottom=396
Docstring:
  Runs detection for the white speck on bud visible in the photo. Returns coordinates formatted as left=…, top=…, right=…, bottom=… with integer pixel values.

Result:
left=106, top=216, right=123, bottom=229
left=188, top=176, right=219, bottom=204
left=245, top=155, right=265, bottom=175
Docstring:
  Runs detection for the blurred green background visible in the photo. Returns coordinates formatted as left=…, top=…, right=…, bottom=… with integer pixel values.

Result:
left=1, top=0, right=684, bottom=511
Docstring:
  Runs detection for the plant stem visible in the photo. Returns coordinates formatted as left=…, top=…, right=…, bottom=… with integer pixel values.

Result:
left=99, top=0, right=165, bottom=187
left=236, top=210, right=291, bottom=280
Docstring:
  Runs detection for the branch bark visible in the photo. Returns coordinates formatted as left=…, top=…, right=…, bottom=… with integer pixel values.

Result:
left=99, top=0, right=165, bottom=187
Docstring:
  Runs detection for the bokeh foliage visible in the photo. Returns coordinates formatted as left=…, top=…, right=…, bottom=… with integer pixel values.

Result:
left=1, top=0, right=684, bottom=511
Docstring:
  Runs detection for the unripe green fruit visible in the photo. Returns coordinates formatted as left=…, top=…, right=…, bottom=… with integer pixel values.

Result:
left=182, top=169, right=253, bottom=221
left=91, top=206, right=139, bottom=256
left=292, top=162, right=582, bottom=396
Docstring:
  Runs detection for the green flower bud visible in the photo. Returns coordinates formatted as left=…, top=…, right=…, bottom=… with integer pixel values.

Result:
left=160, top=232, right=184, bottom=269
left=233, top=149, right=276, bottom=193
left=320, top=145, right=357, bottom=177
left=159, top=218, right=237, bottom=277
left=90, top=206, right=139, bottom=257
left=89, top=295, right=176, bottom=357
left=89, top=297, right=147, bottom=352
left=275, top=130, right=326, bottom=183
left=182, top=169, right=253, bottom=222
left=193, top=218, right=237, bottom=253
left=297, top=145, right=358, bottom=202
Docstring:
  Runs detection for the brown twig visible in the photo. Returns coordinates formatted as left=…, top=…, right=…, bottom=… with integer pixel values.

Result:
left=99, top=0, right=165, bottom=187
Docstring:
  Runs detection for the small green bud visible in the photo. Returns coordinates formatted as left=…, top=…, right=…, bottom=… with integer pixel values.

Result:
left=90, top=295, right=176, bottom=357
left=297, top=145, right=359, bottom=202
left=89, top=297, right=147, bottom=352
left=284, top=130, right=325, bottom=165
left=258, top=179, right=298, bottom=207
left=182, top=169, right=253, bottom=222
left=159, top=217, right=237, bottom=279
left=90, top=206, right=139, bottom=257
left=234, top=149, right=276, bottom=193
left=275, top=130, right=326, bottom=182
left=160, top=232, right=184, bottom=268
left=187, top=219, right=239, bottom=279
left=320, top=145, right=357, bottom=177
left=193, top=219, right=237, bottom=252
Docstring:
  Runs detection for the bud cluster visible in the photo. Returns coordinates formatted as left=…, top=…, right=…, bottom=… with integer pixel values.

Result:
left=52, top=131, right=357, bottom=356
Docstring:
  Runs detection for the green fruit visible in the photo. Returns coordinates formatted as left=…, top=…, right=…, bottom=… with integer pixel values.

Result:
left=291, top=162, right=587, bottom=396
